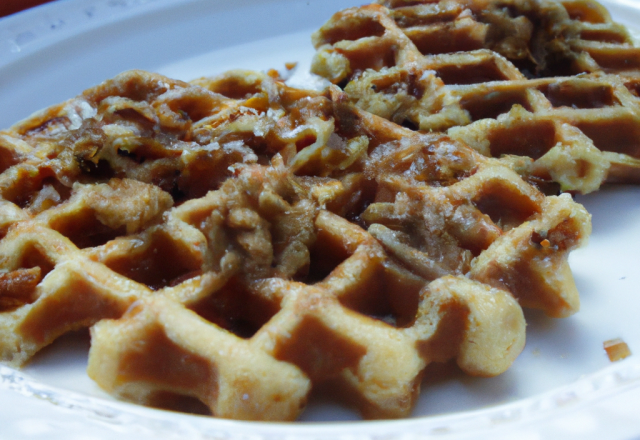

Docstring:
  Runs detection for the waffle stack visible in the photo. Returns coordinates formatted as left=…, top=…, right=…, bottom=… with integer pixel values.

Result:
left=311, top=0, right=640, bottom=194
left=0, top=67, right=591, bottom=420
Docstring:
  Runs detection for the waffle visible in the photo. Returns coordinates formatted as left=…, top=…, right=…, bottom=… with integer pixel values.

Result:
left=311, top=0, right=640, bottom=194
left=0, top=69, right=590, bottom=420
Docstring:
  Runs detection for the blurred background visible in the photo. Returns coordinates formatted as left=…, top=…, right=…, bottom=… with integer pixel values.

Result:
left=1, top=0, right=55, bottom=17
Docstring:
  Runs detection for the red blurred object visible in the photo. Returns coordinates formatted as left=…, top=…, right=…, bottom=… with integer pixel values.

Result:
left=0, top=0, right=56, bottom=18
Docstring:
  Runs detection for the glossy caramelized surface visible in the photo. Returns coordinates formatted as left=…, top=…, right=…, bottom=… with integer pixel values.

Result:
left=312, top=0, right=640, bottom=194
left=0, top=67, right=590, bottom=420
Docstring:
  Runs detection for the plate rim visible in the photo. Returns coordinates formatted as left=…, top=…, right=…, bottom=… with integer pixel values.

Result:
left=2, top=0, right=640, bottom=438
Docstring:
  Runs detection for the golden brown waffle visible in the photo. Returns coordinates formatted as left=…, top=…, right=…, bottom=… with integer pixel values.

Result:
left=0, top=69, right=590, bottom=420
left=311, top=0, right=640, bottom=193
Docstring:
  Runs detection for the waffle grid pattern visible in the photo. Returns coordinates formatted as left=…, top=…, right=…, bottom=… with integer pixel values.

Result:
left=0, top=67, right=590, bottom=420
left=311, top=0, right=640, bottom=194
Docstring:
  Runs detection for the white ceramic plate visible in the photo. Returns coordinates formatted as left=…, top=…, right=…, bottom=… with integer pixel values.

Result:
left=1, top=0, right=640, bottom=438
